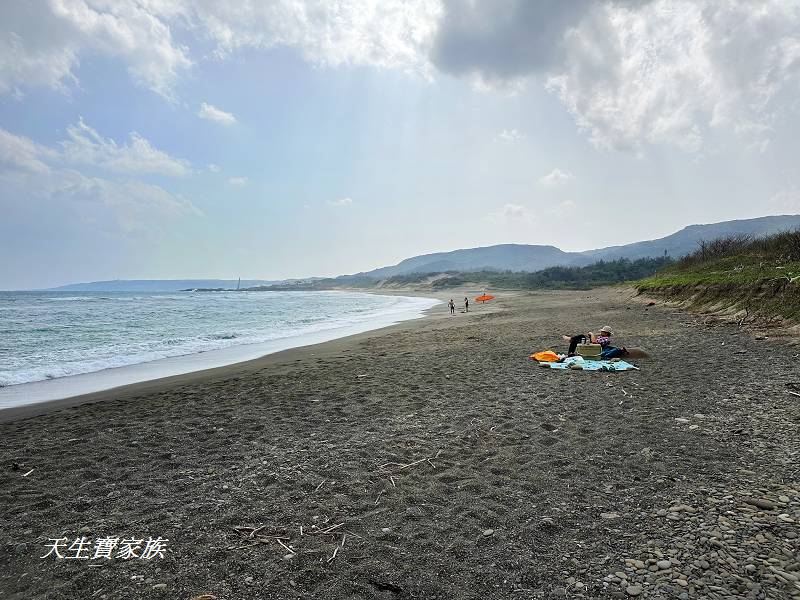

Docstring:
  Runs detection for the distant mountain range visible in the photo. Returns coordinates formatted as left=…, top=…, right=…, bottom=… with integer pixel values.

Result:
left=353, top=214, right=800, bottom=278
left=48, top=279, right=283, bottom=292
left=46, top=215, right=800, bottom=290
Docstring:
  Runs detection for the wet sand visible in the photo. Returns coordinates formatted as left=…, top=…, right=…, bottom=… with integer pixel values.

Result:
left=1, top=288, right=798, bottom=599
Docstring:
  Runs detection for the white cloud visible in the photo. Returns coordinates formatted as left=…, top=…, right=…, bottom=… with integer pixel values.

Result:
left=183, top=1, right=442, bottom=76
left=501, top=203, right=529, bottom=219
left=3, top=0, right=798, bottom=156
left=0, top=0, right=191, bottom=98
left=61, top=119, right=191, bottom=176
left=0, top=128, right=57, bottom=173
left=550, top=1, right=800, bottom=152
left=197, top=102, right=237, bottom=125
left=208, top=163, right=221, bottom=172
left=487, top=202, right=534, bottom=224
left=539, top=168, right=573, bottom=187
left=51, top=172, right=200, bottom=231
left=228, top=176, right=248, bottom=186
left=0, top=126, right=199, bottom=234
left=543, top=198, right=579, bottom=218
left=327, top=197, right=353, bottom=207
left=431, top=0, right=800, bottom=153
left=0, top=1, right=443, bottom=99
left=497, top=128, right=526, bottom=142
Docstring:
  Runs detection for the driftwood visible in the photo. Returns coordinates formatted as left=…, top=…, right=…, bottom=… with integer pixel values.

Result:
left=378, top=450, right=443, bottom=475
left=227, top=526, right=292, bottom=550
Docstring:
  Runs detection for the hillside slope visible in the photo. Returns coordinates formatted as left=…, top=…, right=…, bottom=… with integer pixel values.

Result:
left=585, top=214, right=800, bottom=261
left=358, top=215, right=800, bottom=278
left=359, top=244, right=589, bottom=278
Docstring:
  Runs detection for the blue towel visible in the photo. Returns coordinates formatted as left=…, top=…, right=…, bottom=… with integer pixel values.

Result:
left=546, top=359, right=638, bottom=371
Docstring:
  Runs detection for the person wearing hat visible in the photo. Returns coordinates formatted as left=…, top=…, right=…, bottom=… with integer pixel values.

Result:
left=563, top=325, right=628, bottom=359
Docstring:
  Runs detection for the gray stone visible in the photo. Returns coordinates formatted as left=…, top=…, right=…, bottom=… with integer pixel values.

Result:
left=626, top=584, right=643, bottom=596
left=744, top=498, right=775, bottom=510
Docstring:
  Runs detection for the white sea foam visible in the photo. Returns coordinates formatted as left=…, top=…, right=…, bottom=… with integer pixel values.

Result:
left=0, top=291, right=439, bottom=396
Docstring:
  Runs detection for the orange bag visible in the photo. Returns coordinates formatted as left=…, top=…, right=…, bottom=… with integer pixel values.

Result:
left=531, top=350, right=560, bottom=362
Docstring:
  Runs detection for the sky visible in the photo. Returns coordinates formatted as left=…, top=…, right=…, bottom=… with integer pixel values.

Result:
left=1, top=1, right=799, bottom=289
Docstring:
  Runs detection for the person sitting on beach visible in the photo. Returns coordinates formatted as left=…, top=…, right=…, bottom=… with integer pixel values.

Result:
left=563, top=326, right=628, bottom=359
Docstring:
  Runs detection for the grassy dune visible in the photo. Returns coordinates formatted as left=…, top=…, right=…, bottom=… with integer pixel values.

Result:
left=635, top=231, right=800, bottom=322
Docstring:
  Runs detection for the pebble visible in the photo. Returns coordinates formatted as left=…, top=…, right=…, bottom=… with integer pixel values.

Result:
left=744, top=498, right=775, bottom=510
left=483, top=529, right=494, bottom=537
left=604, top=480, right=799, bottom=600
left=601, top=512, right=621, bottom=519
left=626, top=584, right=643, bottom=596
left=152, top=584, right=167, bottom=591
left=381, top=528, right=391, bottom=534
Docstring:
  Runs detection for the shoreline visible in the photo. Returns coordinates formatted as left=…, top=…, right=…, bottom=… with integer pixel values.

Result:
left=2, top=287, right=798, bottom=599
left=0, top=292, right=445, bottom=421
left=0, top=290, right=474, bottom=423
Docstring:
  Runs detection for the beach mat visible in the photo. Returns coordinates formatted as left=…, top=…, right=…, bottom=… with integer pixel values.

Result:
left=545, top=359, right=638, bottom=372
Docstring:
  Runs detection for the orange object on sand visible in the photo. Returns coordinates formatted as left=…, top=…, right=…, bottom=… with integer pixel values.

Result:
left=531, top=350, right=560, bottom=362
left=474, top=294, right=495, bottom=303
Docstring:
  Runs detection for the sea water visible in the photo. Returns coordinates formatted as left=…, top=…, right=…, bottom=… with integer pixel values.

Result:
left=0, top=290, right=438, bottom=407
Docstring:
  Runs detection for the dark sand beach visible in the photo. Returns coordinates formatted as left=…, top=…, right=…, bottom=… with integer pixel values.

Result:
left=1, top=288, right=798, bottom=599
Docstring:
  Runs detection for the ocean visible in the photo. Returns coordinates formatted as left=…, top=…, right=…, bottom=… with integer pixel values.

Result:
left=0, top=290, right=438, bottom=406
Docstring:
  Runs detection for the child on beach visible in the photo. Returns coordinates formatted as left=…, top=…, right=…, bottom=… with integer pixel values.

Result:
left=464, top=297, right=469, bottom=312
left=449, top=299, right=455, bottom=315
left=563, top=326, right=628, bottom=359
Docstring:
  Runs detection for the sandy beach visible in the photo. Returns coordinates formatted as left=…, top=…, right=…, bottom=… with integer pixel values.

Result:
left=1, top=288, right=798, bottom=600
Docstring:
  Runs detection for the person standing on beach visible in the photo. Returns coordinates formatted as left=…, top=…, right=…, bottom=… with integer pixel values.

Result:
left=464, top=297, right=469, bottom=312
left=449, top=299, right=455, bottom=315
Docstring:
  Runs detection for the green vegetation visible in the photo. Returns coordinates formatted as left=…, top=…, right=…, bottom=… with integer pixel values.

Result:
left=636, top=230, right=800, bottom=322
left=249, top=256, right=673, bottom=291
left=390, top=257, right=673, bottom=290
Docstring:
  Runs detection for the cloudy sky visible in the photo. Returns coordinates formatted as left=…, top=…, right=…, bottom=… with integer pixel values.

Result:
left=1, top=0, right=799, bottom=289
